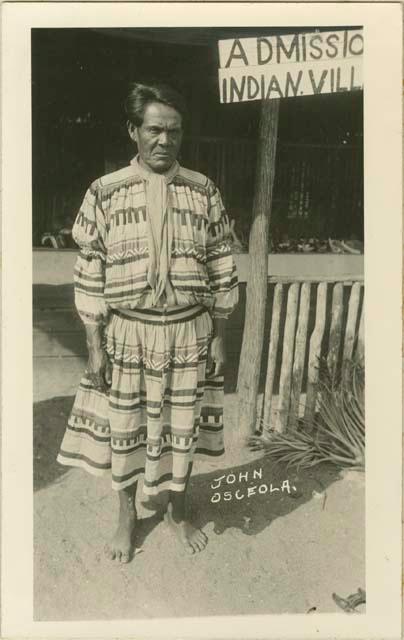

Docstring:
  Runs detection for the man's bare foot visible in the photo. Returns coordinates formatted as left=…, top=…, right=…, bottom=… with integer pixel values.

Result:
left=164, top=502, right=208, bottom=554
left=105, top=494, right=137, bottom=564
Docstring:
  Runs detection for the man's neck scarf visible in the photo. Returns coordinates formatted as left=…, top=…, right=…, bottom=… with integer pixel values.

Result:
left=131, top=155, right=179, bottom=305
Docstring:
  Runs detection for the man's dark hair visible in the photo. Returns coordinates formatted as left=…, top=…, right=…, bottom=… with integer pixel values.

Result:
left=124, top=82, right=188, bottom=127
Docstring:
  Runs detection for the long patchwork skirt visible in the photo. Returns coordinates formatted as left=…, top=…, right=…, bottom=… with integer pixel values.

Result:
left=57, top=305, right=225, bottom=494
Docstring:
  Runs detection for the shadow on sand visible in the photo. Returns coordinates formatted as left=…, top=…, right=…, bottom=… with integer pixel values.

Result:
left=139, top=457, right=341, bottom=542
left=34, top=394, right=341, bottom=544
left=34, top=395, right=76, bottom=491
left=34, top=383, right=344, bottom=571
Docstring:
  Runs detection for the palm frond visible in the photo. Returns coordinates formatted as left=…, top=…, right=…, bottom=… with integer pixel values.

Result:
left=248, top=357, right=365, bottom=471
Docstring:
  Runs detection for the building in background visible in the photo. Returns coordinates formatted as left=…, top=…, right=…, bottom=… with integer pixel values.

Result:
left=32, top=27, right=363, bottom=254
left=32, top=27, right=364, bottom=408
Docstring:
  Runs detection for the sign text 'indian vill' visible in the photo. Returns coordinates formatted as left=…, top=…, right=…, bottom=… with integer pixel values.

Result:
left=218, top=29, right=363, bottom=103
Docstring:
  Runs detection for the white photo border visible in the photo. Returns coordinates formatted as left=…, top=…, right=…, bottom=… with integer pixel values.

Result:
left=2, top=2, right=402, bottom=638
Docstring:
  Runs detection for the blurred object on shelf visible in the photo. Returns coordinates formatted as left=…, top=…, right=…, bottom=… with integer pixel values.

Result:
left=270, top=233, right=364, bottom=254
left=41, top=223, right=74, bottom=249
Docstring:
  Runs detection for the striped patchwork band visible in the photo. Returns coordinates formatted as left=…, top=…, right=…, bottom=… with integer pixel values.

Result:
left=111, top=304, right=207, bottom=325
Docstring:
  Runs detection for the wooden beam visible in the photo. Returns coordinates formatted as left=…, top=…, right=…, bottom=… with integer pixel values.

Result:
left=289, top=282, right=311, bottom=430
left=327, top=282, right=344, bottom=380
left=262, top=283, right=283, bottom=432
left=237, top=98, right=280, bottom=438
left=304, top=282, right=327, bottom=425
left=343, top=282, right=362, bottom=363
left=275, top=283, right=299, bottom=432
left=356, top=301, right=365, bottom=363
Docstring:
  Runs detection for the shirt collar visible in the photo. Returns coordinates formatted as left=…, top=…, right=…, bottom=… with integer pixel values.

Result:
left=131, top=155, right=180, bottom=184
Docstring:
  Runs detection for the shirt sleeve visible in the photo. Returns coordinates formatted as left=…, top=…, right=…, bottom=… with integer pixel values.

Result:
left=205, top=180, right=239, bottom=319
left=72, top=180, right=109, bottom=326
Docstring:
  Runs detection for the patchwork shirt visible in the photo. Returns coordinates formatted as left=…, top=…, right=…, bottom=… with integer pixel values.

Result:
left=72, top=162, right=239, bottom=325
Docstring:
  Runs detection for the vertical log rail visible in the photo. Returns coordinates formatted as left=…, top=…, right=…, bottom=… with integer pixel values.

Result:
left=342, top=282, right=362, bottom=384
left=343, top=282, right=362, bottom=363
left=262, top=283, right=283, bottom=433
left=237, top=99, right=280, bottom=438
left=327, top=282, right=344, bottom=380
left=289, top=282, right=311, bottom=430
left=356, top=299, right=365, bottom=363
left=275, top=283, right=300, bottom=432
left=304, top=282, right=328, bottom=425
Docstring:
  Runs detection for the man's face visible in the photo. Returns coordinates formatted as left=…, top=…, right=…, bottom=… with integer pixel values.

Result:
left=129, top=101, right=183, bottom=173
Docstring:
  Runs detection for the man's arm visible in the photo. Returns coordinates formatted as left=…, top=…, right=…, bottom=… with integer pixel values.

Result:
left=205, top=181, right=239, bottom=377
left=209, top=317, right=227, bottom=377
left=85, top=324, right=112, bottom=392
left=72, top=181, right=111, bottom=391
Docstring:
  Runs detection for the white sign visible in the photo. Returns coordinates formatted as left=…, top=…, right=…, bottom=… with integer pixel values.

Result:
left=218, top=29, right=363, bottom=103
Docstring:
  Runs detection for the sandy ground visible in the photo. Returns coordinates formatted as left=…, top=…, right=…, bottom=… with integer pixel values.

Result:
left=34, top=363, right=365, bottom=621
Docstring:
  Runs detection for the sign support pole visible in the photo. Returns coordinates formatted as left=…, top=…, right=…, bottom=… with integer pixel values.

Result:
left=237, top=98, right=280, bottom=438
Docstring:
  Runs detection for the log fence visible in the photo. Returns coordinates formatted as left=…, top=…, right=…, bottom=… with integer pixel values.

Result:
left=259, top=277, right=364, bottom=434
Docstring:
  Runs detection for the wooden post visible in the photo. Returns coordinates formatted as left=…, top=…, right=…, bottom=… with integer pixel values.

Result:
left=275, top=283, right=299, bottom=432
left=343, top=282, right=361, bottom=363
left=289, top=282, right=311, bottom=430
left=356, top=301, right=365, bottom=363
left=262, top=283, right=283, bottom=433
left=342, top=282, right=362, bottom=384
left=327, top=282, right=344, bottom=380
left=237, top=99, right=280, bottom=438
left=304, top=282, right=328, bottom=425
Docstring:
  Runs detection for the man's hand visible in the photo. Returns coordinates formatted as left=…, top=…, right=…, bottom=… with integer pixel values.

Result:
left=86, top=345, right=112, bottom=392
left=207, top=335, right=227, bottom=377
left=85, top=324, right=112, bottom=392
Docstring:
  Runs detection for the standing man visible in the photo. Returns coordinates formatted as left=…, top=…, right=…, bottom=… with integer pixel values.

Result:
left=57, top=83, right=238, bottom=562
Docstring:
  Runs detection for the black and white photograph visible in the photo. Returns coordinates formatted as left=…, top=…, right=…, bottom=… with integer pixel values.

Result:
left=2, top=3, right=402, bottom=639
